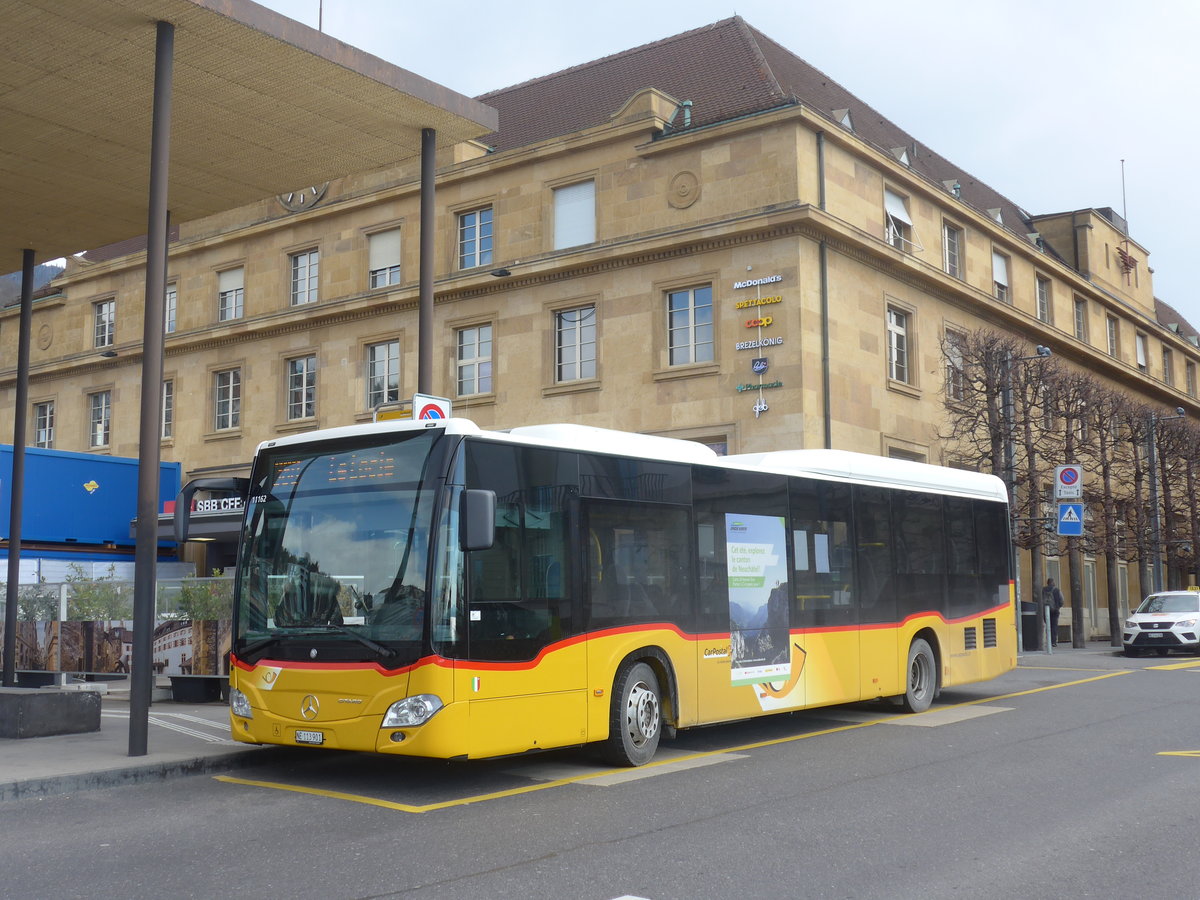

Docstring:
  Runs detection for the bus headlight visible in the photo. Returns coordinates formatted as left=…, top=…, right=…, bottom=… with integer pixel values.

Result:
left=382, top=694, right=443, bottom=727
left=230, top=688, right=253, bottom=719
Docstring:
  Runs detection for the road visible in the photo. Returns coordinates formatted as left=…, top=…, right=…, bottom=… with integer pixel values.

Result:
left=3, top=649, right=1199, bottom=899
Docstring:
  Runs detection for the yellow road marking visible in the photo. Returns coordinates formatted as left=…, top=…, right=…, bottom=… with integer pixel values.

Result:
left=1146, top=660, right=1200, bottom=671
left=1159, top=751, right=1200, bottom=758
left=215, top=669, right=1133, bottom=813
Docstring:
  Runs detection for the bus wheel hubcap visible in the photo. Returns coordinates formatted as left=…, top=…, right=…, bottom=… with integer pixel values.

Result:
left=627, top=682, right=659, bottom=747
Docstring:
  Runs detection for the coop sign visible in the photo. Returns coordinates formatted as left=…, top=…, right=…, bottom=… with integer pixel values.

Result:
left=192, top=496, right=245, bottom=514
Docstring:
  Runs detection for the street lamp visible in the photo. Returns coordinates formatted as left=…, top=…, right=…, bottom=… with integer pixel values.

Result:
left=1147, top=406, right=1185, bottom=593
left=1002, top=344, right=1052, bottom=655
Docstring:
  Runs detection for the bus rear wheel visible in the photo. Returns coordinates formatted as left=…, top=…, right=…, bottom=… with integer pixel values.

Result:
left=603, top=661, right=661, bottom=767
left=902, top=638, right=936, bottom=713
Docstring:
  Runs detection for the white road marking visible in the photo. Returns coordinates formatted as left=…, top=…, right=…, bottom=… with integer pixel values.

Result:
left=882, top=704, right=1013, bottom=727
left=511, top=749, right=747, bottom=786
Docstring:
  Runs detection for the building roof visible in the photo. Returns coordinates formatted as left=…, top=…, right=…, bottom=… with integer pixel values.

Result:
left=479, top=17, right=1032, bottom=242
left=477, top=16, right=1198, bottom=338
left=1, top=0, right=497, bottom=272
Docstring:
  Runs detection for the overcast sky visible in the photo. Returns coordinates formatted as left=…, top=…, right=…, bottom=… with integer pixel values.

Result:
left=259, top=0, right=1199, bottom=328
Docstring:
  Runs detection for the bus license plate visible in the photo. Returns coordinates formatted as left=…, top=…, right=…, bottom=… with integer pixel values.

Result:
left=295, top=730, right=324, bottom=745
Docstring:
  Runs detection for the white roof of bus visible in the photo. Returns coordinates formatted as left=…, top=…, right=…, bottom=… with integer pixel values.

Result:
left=255, top=418, right=1007, bottom=503
left=724, top=449, right=1008, bottom=502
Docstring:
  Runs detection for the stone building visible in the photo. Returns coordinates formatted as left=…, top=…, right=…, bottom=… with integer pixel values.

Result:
left=3, top=17, right=1197, bottom=633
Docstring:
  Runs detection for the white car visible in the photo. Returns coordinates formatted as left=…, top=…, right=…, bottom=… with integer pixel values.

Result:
left=1123, top=591, right=1200, bottom=657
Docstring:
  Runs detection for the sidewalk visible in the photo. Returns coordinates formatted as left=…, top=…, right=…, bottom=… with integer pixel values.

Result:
left=0, top=682, right=282, bottom=802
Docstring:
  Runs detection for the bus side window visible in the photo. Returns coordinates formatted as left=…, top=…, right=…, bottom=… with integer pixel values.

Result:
left=584, top=500, right=690, bottom=629
left=462, top=442, right=578, bottom=662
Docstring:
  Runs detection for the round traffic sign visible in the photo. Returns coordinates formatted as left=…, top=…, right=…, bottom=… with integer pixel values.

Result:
left=1059, top=468, right=1079, bottom=486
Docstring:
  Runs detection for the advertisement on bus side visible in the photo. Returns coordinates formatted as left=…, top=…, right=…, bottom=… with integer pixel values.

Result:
left=725, top=513, right=791, bottom=686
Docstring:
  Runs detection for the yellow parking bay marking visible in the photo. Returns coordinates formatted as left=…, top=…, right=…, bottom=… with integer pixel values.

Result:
left=215, top=671, right=1131, bottom=813
left=1159, top=750, right=1200, bottom=758
left=1146, top=660, right=1200, bottom=671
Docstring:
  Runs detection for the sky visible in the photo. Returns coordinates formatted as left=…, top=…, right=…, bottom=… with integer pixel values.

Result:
left=256, top=0, right=1199, bottom=327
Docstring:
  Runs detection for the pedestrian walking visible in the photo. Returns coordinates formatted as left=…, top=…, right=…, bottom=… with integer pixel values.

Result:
left=1043, top=578, right=1065, bottom=646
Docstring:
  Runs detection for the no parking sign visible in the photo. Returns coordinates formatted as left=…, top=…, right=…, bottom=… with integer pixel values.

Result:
left=413, top=393, right=452, bottom=420
left=1054, top=465, right=1082, bottom=499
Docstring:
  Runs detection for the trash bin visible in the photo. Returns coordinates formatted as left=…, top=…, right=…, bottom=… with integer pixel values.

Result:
left=1020, top=601, right=1041, bottom=651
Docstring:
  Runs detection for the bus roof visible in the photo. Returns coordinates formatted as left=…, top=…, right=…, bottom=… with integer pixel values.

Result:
left=724, top=449, right=1009, bottom=503
left=255, top=418, right=1007, bottom=503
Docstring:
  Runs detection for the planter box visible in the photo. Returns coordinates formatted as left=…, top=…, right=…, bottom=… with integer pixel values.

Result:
left=0, top=687, right=101, bottom=738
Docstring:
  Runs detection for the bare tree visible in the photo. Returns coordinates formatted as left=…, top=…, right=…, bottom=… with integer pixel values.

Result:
left=940, top=328, right=1056, bottom=647
left=1083, top=383, right=1139, bottom=644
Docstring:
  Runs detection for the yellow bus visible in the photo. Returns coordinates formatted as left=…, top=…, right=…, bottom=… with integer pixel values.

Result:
left=176, top=418, right=1014, bottom=766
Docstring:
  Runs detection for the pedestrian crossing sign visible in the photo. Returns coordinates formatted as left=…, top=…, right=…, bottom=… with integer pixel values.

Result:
left=1057, top=502, right=1084, bottom=536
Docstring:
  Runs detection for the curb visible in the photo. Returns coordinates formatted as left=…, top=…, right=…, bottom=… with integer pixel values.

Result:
left=0, top=745, right=295, bottom=803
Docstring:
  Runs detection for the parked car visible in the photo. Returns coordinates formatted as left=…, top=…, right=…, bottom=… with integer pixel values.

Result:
left=1123, top=590, right=1200, bottom=657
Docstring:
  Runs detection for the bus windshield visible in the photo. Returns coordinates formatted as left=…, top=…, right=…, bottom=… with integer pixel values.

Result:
left=233, top=429, right=446, bottom=667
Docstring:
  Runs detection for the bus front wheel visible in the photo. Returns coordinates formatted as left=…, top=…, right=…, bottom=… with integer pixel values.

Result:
left=902, top=639, right=936, bottom=713
left=603, top=661, right=662, bottom=767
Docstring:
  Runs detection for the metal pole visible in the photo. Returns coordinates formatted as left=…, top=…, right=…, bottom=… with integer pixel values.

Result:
left=2, top=249, right=35, bottom=687
left=418, top=127, right=435, bottom=395
left=129, top=20, right=173, bottom=757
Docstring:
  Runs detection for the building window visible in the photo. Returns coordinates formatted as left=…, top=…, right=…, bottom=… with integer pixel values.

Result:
left=553, top=180, right=596, bottom=249
left=290, top=249, right=319, bottom=305
left=218, top=267, right=244, bottom=321
left=214, top=369, right=241, bottom=431
left=1036, top=275, right=1052, bottom=323
left=1074, top=297, right=1088, bottom=341
left=88, top=391, right=111, bottom=448
left=93, top=299, right=115, bottom=348
left=887, top=306, right=910, bottom=383
left=456, top=325, right=493, bottom=396
left=366, top=340, right=400, bottom=408
left=945, top=329, right=966, bottom=402
left=1135, top=333, right=1148, bottom=372
left=667, top=285, right=714, bottom=366
left=1106, top=315, right=1119, bottom=358
left=943, top=223, right=964, bottom=278
left=991, top=252, right=1009, bottom=303
left=287, top=355, right=317, bottom=420
left=555, top=305, right=596, bottom=382
left=368, top=228, right=402, bottom=288
left=883, top=188, right=913, bottom=251
left=162, top=380, right=174, bottom=440
left=458, top=208, right=493, bottom=269
left=1162, top=348, right=1174, bottom=386
left=33, top=401, right=54, bottom=449
left=165, top=285, right=177, bottom=334
left=1187, top=362, right=1197, bottom=398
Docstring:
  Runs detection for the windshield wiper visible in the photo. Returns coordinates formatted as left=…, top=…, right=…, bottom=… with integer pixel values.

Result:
left=304, top=624, right=398, bottom=659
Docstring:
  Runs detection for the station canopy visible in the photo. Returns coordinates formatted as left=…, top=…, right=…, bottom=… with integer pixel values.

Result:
left=1, top=0, right=498, bottom=271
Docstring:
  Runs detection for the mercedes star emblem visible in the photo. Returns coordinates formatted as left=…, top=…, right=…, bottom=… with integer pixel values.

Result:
left=300, top=695, right=320, bottom=720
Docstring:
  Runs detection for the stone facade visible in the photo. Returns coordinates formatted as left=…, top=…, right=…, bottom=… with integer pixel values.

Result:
left=2, top=17, right=1197, bottom=630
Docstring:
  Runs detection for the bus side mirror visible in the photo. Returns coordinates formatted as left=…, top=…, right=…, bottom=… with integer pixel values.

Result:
left=461, top=489, right=496, bottom=551
left=174, top=477, right=249, bottom=543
